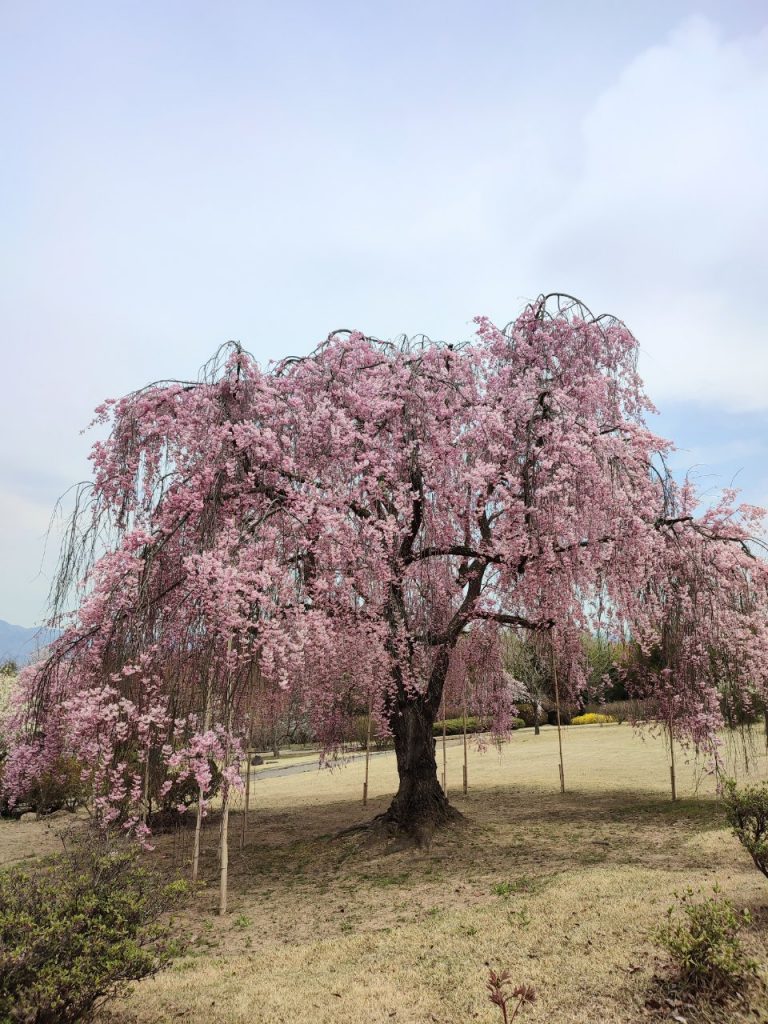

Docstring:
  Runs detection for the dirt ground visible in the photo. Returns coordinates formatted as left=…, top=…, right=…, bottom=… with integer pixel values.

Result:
left=3, top=724, right=768, bottom=1024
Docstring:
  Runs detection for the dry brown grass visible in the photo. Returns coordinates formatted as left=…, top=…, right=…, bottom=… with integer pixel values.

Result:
left=3, top=724, right=768, bottom=1023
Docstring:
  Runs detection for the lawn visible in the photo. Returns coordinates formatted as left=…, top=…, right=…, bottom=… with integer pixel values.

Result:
left=3, top=724, right=768, bottom=1023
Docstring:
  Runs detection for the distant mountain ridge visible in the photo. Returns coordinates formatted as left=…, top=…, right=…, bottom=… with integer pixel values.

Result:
left=0, top=619, right=60, bottom=666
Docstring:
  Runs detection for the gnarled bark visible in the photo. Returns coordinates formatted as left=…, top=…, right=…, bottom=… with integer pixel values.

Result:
left=381, top=698, right=461, bottom=845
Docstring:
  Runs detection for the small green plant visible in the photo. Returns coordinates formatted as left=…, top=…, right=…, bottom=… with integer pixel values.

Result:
left=232, top=914, right=252, bottom=929
left=493, top=876, right=538, bottom=899
left=657, top=886, right=756, bottom=993
left=0, top=831, right=187, bottom=1023
left=722, top=778, right=768, bottom=879
left=369, top=872, right=410, bottom=888
left=508, top=907, right=531, bottom=929
left=486, top=970, right=536, bottom=1022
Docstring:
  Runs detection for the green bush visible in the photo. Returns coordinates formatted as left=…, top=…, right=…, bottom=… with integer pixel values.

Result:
left=159, top=758, right=222, bottom=814
left=580, top=700, right=647, bottom=724
left=546, top=706, right=576, bottom=726
left=434, top=716, right=485, bottom=736
left=0, top=833, right=187, bottom=1023
left=513, top=703, right=538, bottom=728
left=722, top=778, right=768, bottom=879
left=29, top=756, right=85, bottom=813
left=657, top=886, right=756, bottom=993
left=432, top=717, right=524, bottom=736
left=348, top=715, right=393, bottom=750
left=1, top=755, right=85, bottom=819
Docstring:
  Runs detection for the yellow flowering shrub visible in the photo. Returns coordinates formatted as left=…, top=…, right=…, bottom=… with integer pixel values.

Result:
left=570, top=712, right=617, bottom=725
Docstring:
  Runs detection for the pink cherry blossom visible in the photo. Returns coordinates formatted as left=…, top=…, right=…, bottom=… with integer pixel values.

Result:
left=3, top=295, right=766, bottom=839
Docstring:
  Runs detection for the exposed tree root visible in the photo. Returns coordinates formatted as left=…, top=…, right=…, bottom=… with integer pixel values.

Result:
left=335, top=801, right=466, bottom=851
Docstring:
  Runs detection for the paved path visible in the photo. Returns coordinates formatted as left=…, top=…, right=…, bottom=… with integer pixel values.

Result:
left=250, top=734, right=471, bottom=780
left=251, top=747, right=392, bottom=780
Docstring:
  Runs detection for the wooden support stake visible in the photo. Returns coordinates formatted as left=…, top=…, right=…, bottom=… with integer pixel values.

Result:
left=441, top=691, right=448, bottom=796
left=462, top=677, right=469, bottom=796
left=241, top=747, right=252, bottom=851
left=142, top=731, right=151, bottom=825
left=240, top=706, right=254, bottom=850
left=191, top=683, right=212, bottom=883
left=669, top=719, right=677, bottom=802
left=551, top=635, right=565, bottom=794
left=363, top=701, right=372, bottom=806
left=219, top=637, right=234, bottom=916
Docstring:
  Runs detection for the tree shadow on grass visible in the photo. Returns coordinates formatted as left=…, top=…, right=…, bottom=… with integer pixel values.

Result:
left=171, top=783, right=735, bottom=903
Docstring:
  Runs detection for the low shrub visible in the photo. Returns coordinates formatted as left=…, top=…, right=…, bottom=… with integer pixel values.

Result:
left=434, top=716, right=488, bottom=736
left=570, top=712, right=617, bottom=726
left=722, top=778, right=768, bottom=879
left=513, top=703, right=541, bottom=729
left=546, top=706, right=577, bottom=726
left=348, top=715, right=393, bottom=750
left=432, top=717, right=524, bottom=736
left=29, top=755, right=85, bottom=813
left=1, top=755, right=85, bottom=818
left=0, top=832, right=187, bottom=1023
left=159, top=757, right=222, bottom=815
left=657, top=886, right=756, bottom=993
left=580, top=699, right=647, bottom=724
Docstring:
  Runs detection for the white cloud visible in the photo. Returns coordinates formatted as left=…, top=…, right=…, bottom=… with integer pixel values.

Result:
left=529, top=17, right=768, bottom=411
left=2, top=10, right=767, bottom=623
left=0, top=490, right=60, bottom=624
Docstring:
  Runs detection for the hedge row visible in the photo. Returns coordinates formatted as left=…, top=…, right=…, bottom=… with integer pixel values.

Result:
left=432, top=717, right=525, bottom=736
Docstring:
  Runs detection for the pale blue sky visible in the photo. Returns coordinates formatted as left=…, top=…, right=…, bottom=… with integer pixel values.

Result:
left=1, top=1, right=767, bottom=624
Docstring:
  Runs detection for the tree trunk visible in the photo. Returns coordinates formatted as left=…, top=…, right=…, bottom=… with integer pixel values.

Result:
left=383, top=699, right=459, bottom=843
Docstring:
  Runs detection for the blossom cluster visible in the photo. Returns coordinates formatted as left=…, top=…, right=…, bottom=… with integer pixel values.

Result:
left=3, top=295, right=766, bottom=827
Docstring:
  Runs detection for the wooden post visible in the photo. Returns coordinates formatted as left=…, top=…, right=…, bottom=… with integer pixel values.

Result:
left=272, top=706, right=280, bottom=759
left=191, top=682, right=212, bottom=883
left=240, top=709, right=254, bottom=851
left=240, top=748, right=252, bottom=850
left=462, top=677, right=469, bottom=796
left=219, top=637, right=234, bottom=916
left=669, top=718, right=677, bottom=802
left=551, top=634, right=565, bottom=794
left=441, top=691, right=448, bottom=795
left=142, top=728, right=151, bottom=825
left=362, top=701, right=372, bottom=806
